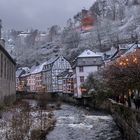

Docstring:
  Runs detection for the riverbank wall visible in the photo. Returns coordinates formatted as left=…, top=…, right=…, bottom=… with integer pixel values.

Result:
left=57, top=94, right=140, bottom=140
left=16, top=92, right=55, bottom=102
left=100, top=99, right=140, bottom=140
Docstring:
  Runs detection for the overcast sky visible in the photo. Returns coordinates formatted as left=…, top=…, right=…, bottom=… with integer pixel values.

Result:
left=0, top=0, right=95, bottom=30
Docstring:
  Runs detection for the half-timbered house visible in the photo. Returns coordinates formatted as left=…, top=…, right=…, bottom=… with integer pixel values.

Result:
left=73, top=50, right=104, bottom=98
left=28, top=62, right=47, bottom=93
left=43, top=56, right=72, bottom=93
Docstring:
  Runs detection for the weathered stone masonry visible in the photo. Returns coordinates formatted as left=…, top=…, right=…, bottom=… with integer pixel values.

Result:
left=103, top=99, right=140, bottom=140
left=0, top=42, right=16, bottom=105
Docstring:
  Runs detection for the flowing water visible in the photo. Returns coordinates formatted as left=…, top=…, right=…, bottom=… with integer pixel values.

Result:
left=46, top=104, right=124, bottom=140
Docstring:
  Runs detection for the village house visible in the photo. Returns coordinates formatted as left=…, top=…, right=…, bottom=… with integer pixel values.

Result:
left=57, top=69, right=74, bottom=95
left=19, top=73, right=30, bottom=92
left=104, top=44, right=133, bottom=66
left=42, top=56, right=72, bottom=93
left=0, top=39, right=16, bottom=104
left=73, top=50, right=104, bottom=98
left=28, top=62, right=47, bottom=93
left=16, top=67, right=30, bottom=91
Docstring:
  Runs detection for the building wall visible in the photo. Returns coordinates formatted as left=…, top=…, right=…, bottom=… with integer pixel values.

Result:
left=51, top=57, right=72, bottom=93
left=74, top=66, right=98, bottom=98
left=45, top=56, right=72, bottom=93
left=62, top=78, right=74, bottom=94
left=28, top=74, right=36, bottom=92
left=35, top=73, right=44, bottom=93
left=16, top=77, right=20, bottom=90
left=0, top=48, right=16, bottom=104
left=45, top=70, right=52, bottom=93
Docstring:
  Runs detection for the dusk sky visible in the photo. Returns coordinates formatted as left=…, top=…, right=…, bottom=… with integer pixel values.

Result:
left=0, top=0, right=95, bottom=30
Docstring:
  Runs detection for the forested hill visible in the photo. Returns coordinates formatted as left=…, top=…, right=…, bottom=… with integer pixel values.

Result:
left=4, top=0, right=140, bottom=67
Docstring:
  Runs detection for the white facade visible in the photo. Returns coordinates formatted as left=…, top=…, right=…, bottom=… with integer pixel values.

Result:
left=74, top=66, right=99, bottom=98
left=73, top=50, right=103, bottom=98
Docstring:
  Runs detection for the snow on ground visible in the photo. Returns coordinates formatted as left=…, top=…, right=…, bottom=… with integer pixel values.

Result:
left=0, top=100, right=52, bottom=140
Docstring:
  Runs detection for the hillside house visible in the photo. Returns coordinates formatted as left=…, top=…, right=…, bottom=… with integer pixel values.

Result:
left=73, top=50, right=104, bottom=98
left=16, top=67, right=30, bottom=91
left=28, top=62, right=47, bottom=93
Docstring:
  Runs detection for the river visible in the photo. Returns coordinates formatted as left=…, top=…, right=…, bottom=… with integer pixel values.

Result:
left=46, top=104, right=124, bottom=140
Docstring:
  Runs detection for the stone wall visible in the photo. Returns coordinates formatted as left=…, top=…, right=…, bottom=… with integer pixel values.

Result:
left=0, top=79, right=16, bottom=106
left=0, top=43, right=16, bottom=106
left=103, top=99, right=140, bottom=140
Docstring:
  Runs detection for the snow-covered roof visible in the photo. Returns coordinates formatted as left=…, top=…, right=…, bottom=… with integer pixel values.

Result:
left=105, top=47, right=117, bottom=56
left=16, top=69, right=24, bottom=78
left=22, top=67, right=30, bottom=73
left=18, top=33, right=29, bottom=37
left=16, top=67, right=30, bottom=77
left=40, top=33, right=47, bottom=37
left=31, top=61, right=48, bottom=74
left=123, top=43, right=140, bottom=56
left=47, top=57, right=58, bottom=64
left=21, top=73, right=30, bottom=77
left=78, top=50, right=102, bottom=58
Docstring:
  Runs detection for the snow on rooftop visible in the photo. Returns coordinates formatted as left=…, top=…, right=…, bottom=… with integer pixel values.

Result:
left=31, top=61, right=48, bottom=74
left=123, top=43, right=140, bottom=55
left=16, top=67, right=30, bottom=77
left=78, top=50, right=102, bottom=58
left=22, top=67, right=30, bottom=72
left=47, top=57, right=58, bottom=64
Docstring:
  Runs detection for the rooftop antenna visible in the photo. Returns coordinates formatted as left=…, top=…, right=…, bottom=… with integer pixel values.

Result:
left=0, top=19, right=2, bottom=39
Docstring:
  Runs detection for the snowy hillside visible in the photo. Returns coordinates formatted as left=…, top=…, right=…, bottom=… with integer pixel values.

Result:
left=4, top=0, right=140, bottom=67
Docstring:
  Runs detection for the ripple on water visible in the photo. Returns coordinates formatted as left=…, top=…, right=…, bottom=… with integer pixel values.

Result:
left=46, top=104, right=124, bottom=140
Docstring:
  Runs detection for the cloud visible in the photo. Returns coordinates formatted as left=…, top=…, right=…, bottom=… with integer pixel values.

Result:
left=0, top=0, right=95, bottom=30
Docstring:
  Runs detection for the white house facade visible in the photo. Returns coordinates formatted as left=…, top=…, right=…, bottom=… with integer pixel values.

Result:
left=73, top=50, right=104, bottom=98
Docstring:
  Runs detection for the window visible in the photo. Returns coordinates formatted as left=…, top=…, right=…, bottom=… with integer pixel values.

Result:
left=80, top=76, right=84, bottom=83
left=79, top=66, right=84, bottom=72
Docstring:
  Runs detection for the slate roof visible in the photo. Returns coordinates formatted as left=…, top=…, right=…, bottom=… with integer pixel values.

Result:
left=123, top=43, right=140, bottom=55
left=78, top=50, right=102, bottom=58
left=16, top=69, right=25, bottom=78
left=47, top=57, right=58, bottom=64
left=31, top=61, right=48, bottom=74
left=110, top=43, right=140, bottom=60
left=16, top=67, right=30, bottom=77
